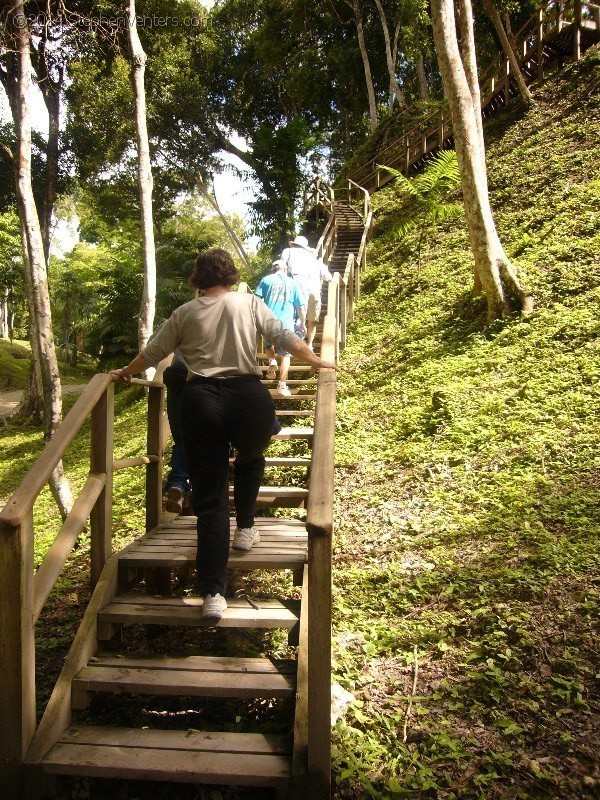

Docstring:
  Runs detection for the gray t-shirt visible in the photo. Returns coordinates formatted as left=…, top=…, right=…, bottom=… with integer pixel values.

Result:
left=142, top=292, right=300, bottom=378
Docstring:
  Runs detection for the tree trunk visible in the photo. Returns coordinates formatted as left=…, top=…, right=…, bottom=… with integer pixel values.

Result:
left=430, top=0, right=532, bottom=321
left=41, top=87, right=60, bottom=263
left=373, top=0, right=407, bottom=111
left=481, top=0, right=533, bottom=107
left=3, top=2, right=73, bottom=516
left=416, top=56, right=430, bottom=101
left=457, top=0, right=485, bottom=156
left=350, top=0, right=378, bottom=131
left=0, top=289, right=8, bottom=338
left=126, top=0, right=157, bottom=369
left=197, top=177, right=252, bottom=270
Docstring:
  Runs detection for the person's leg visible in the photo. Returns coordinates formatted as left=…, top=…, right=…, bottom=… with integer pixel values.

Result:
left=306, top=293, right=320, bottom=348
left=164, top=363, right=190, bottom=493
left=264, top=343, right=277, bottom=379
left=279, top=354, right=291, bottom=385
left=226, top=380, right=275, bottom=532
left=181, top=381, right=230, bottom=598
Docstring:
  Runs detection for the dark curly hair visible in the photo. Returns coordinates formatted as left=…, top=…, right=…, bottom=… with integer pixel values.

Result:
left=189, top=248, right=240, bottom=290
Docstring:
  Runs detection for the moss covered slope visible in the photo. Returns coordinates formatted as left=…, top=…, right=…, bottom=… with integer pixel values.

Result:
left=332, top=49, right=599, bottom=799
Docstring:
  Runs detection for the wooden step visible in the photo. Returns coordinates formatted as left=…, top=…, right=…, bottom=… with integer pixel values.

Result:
left=117, top=518, right=307, bottom=572
left=259, top=365, right=313, bottom=372
left=230, top=457, right=312, bottom=466
left=237, top=486, right=309, bottom=508
left=37, top=726, right=292, bottom=786
left=262, top=379, right=317, bottom=385
left=97, top=595, right=300, bottom=635
left=269, top=390, right=317, bottom=400
left=275, top=409, right=314, bottom=417
left=72, top=654, right=296, bottom=707
left=272, top=427, right=314, bottom=440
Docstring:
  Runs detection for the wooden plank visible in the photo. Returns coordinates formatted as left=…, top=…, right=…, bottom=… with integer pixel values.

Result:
left=0, top=512, right=35, bottom=800
left=97, top=596, right=300, bottom=632
left=25, top=558, right=120, bottom=765
left=34, top=473, right=106, bottom=621
left=113, top=455, right=158, bottom=471
left=272, top=427, right=314, bottom=440
left=72, top=662, right=295, bottom=700
left=90, top=654, right=297, bottom=673
left=90, top=381, right=114, bottom=588
left=40, top=740, right=291, bottom=786
left=145, top=385, right=164, bottom=533
left=292, top=566, right=309, bottom=786
left=0, top=374, right=113, bottom=528
left=269, top=391, right=316, bottom=400
left=54, top=726, right=291, bottom=754
left=117, top=551, right=307, bottom=570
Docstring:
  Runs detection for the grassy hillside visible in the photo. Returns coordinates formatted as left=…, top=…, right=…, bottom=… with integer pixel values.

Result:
left=331, top=49, right=599, bottom=799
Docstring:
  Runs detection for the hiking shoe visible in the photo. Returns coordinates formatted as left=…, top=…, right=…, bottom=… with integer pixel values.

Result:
left=266, top=358, right=278, bottom=380
left=232, top=526, right=260, bottom=552
left=201, top=593, right=227, bottom=625
left=164, top=485, right=184, bottom=514
left=277, top=382, right=291, bottom=397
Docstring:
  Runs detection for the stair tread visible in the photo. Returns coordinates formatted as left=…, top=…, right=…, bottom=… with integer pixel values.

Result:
left=272, top=426, right=314, bottom=438
left=38, top=726, right=292, bottom=784
left=98, top=595, right=300, bottom=630
left=73, top=655, right=296, bottom=699
left=118, top=519, right=308, bottom=570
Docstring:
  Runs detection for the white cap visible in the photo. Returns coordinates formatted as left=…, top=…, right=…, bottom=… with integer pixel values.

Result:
left=289, top=235, right=311, bottom=250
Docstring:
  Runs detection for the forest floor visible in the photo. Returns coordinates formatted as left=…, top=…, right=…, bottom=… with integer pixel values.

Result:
left=0, top=48, right=598, bottom=800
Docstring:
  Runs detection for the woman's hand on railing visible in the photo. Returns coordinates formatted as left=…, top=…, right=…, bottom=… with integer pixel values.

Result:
left=110, top=368, right=133, bottom=383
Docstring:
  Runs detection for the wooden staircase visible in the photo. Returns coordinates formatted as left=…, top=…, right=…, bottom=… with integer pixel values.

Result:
left=0, top=180, right=372, bottom=799
left=347, top=0, right=600, bottom=191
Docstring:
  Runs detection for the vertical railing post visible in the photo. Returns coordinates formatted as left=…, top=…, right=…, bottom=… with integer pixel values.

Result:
left=306, top=309, right=336, bottom=800
left=404, top=133, right=410, bottom=174
left=90, top=381, right=115, bottom=588
left=557, top=0, right=564, bottom=31
left=573, top=0, right=582, bottom=59
left=504, top=57, right=511, bottom=104
left=0, top=511, right=36, bottom=800
left=439, top=107, right=445, bottom=146
left=146, top=383, right=165, bottom=532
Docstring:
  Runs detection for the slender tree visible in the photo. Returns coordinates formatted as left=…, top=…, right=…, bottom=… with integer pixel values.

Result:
left=345, top=0, right=379, bottom=131
left=481, top=0, right=533, bottom=107
left=372, top=0, right=408, bottom=111
left=125, top=0, right=157, bottom=366
left=0, top=1, right=73, bottom=515
left=429, top=0, right=532, bottom=320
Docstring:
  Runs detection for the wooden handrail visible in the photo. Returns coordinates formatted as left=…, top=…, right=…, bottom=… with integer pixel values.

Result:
left=306, top=315, right=337, bottom=538
left=0, top=374, right=162, bottom=528
left=33, top=472, right=107, bottom=622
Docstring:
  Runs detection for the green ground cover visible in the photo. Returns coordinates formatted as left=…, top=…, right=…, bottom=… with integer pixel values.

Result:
left=331, top=49, right=599, bottom=799
left=0, top=48, right=597, bottom=800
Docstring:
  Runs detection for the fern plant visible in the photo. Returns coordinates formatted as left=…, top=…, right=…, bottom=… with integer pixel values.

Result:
left=378, top=150, right=462, bottom=276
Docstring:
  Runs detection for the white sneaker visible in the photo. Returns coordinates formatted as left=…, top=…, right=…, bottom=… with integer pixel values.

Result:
left=277, top=382, right=291, bottom=397
left=202, top=593, right=227, bottom=624
left=232, top=526, right=260, bottom=551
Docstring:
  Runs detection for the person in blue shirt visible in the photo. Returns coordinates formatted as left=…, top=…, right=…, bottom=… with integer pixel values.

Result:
left=255, top=259, right=306, bottom=397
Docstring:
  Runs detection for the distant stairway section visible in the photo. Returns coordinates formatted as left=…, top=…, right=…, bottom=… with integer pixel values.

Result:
left=347, top=0, right=600, bottom=192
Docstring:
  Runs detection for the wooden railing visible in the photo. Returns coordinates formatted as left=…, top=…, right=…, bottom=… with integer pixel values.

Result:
left=304, top=281, right=338, bottom=799
left=347, top=0, right=599, bottom=191
left=0, top=374, right=165, bottom=798
left=306, top=175, right=372, bottom=338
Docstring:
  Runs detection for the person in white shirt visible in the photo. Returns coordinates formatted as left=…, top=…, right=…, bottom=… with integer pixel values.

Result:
left=280, top=235, right=333, bottom=350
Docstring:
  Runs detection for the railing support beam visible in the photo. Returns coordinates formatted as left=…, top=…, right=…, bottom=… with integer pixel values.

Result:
left=0, top=512, right=35, bottom=800
left=90, top=381, right=115, bottom=588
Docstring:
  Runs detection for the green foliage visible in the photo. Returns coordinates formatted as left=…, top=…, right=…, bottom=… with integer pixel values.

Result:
left=377, top=150, right=462, bottom=272
left=330, top=49, right=600, bottom=798
left=0, top=339, right=31, bottom=391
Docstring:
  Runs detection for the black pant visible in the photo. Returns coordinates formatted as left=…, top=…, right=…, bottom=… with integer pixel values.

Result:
left=180, top=375, right=275, bottom=596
